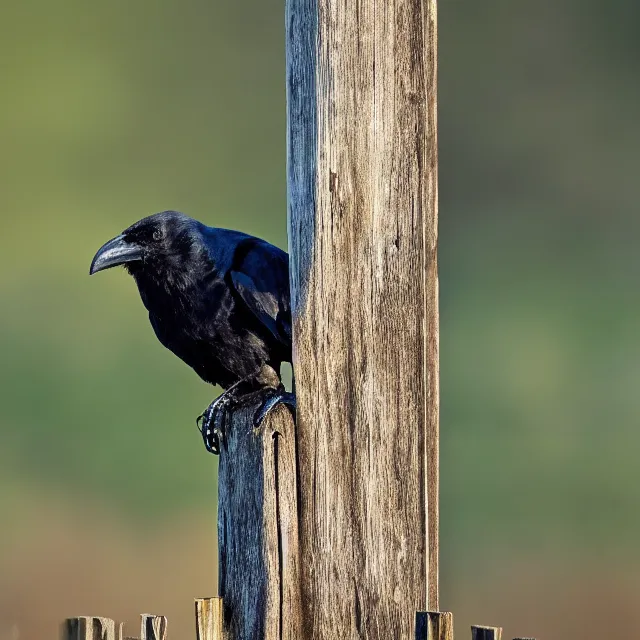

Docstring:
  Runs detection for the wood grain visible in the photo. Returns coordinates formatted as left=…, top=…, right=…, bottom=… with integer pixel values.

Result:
left=139, top=616, right=166, bottom=640
left=195, top=598, right=224, bottom=640
left=471, top=626, right=503, bottom=640
left=217, top=400, right=301, bottom=640
left=62, top=618, right=116, bottom=640
left=286, top=0, right=439, bottom=637
left=416, top=612, right=453, bottom=639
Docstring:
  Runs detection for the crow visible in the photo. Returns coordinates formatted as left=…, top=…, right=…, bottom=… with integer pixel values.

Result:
left=89, top=210, right=295, bottom=453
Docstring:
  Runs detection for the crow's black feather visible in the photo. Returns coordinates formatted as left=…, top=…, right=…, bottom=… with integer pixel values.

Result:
left=90, top=211, right=291, bottom=391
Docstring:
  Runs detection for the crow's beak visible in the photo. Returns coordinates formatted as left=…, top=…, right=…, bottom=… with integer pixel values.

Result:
left=90, top=234, right=143, bottom=275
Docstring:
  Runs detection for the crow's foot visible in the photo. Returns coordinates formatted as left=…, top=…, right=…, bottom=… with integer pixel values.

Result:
left=197, top=375, right=295, bottom=454
left=253, top=385, right=297, bottom=427
left=197, top=391, right=239, bottom=455
left=197, top=376, right=252, bottom=454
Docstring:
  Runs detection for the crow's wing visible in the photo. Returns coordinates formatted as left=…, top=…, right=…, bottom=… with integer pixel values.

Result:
left=229, top=239, right=291, bottom=347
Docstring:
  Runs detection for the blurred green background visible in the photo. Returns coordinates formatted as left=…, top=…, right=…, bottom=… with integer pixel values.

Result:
left=1, top=1, right=639, bottom=638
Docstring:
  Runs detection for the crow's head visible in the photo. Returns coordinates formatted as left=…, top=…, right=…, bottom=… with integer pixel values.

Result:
left=90, top=210, right=201, bottom=276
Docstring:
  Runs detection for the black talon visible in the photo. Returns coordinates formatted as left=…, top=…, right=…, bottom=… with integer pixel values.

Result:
left=198, top=388, right=241, bottom=455
left=253, top=387, right=297, bottom=427
left=197, top=408, right=221, bottom=455
left=198, top=371, right=295, bottom=452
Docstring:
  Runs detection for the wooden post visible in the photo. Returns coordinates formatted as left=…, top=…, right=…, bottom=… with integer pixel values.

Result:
left=416, top=612, right=453, bottom=640
left=195, top=598, right=224, bottom=640
left=63, top=615, right=167, bottom=640
left=217, top=400, right=301, bottom=639
left=139, top=616, right=166, bottom=640
left=471, top=626, right=502, bottom=640
left=286, top=0, right=439, bottom=637
left=62, top=618, right=117, bottom=640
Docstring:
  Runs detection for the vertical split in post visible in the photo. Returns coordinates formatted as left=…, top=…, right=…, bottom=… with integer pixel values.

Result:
left=416, top=612, right=453, bottom=640
left=471, top=625, right=503, bottom=640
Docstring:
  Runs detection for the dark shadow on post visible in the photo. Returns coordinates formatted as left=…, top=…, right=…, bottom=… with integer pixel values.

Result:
left=286, top=0, right=318, bottom=315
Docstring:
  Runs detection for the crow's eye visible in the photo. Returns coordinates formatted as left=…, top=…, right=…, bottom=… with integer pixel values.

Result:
left=152, top=229, right=163, bottom=242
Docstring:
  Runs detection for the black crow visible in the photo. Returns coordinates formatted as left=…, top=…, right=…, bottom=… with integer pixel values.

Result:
left=89, top=210, right=295, bottom=453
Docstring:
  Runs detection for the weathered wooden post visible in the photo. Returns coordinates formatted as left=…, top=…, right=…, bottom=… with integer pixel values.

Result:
left=287, top=0, right=439, bottom=638
left=471, top=626, right=502, bottom=640
left=416, top=612, right=453, bottom=640
left=62, top=615, right=167, bottom=640
left=217, top=400, right=301, bottom=639
left=218, top=0, right=438, bottom=638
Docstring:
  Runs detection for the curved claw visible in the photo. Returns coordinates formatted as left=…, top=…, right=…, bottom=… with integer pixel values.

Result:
left=197, top=393, right=239, bottom=455
left=253, top=390, right=296, bottom=427
left=197, top=411, right=221, bottom=455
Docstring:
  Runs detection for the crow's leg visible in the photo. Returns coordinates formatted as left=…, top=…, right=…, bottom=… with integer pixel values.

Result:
left=197, top=375, right=254, bottom=454
left=253, top=384, right=297, bottom=427
left=197, top=392, right=235, bottom=455
left=251, top=363, right=296, bottom=426
left=198, top=365, right=294, bottom=453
